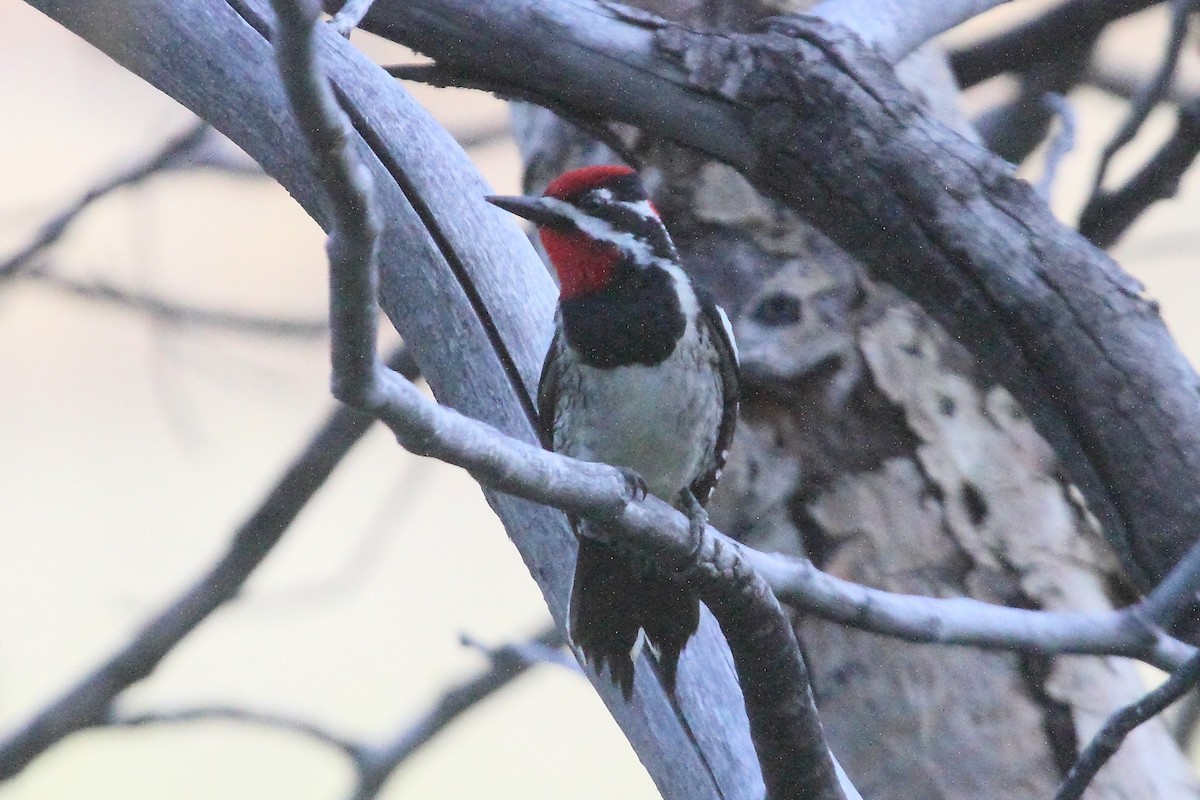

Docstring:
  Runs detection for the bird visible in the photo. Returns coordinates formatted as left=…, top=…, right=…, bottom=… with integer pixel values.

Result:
left=487, top=165, right=739, bottom=698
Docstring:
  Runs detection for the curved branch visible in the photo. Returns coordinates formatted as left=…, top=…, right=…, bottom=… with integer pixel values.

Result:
left=356, top=0, right=1200, bottom=610
left=19, top=2, right=763, bottom=796
left=103, top=625, right=569, bottom=800
left=268, top=6, right=846, bottom=795
left=1079, top=95, right=1200, bottom=248
left=1088, top=0, right=1196, bottom=196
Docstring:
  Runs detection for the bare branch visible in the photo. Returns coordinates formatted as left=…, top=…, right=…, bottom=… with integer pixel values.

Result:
left=102, top=625, right=568, bottom=800
left=270, top=5, right=847, bottom=797
left=1079, top=95, right=1200, bottom=248
left=350, top=626, right=567, bottom=799
left=104, top=706, right=363, bottom=760
left=1, top=121, right=212, bottom=281
left=329, top=0, right=377, bottom=36
left=0, top=344, right=417, bottom=779
left=808, top=0, right=1012, bottom=65
left=1035, top=93, right=1077, bottom=200
left=354, top=0, right=1200, bottom=637
left=387, top=63, right=642, bottom=168
left=1055, top=650, right=1200, bottom=800
left=950, top=0, right=1159, bottom=88
left=27, top=270, right=328, bottom=338
left=25, top=3, right=759, bottom=794
left=973, top=50, right=1090, bottom=164
left=745, top=550, right=1196, bottom=672
left=1090, top=0, right=1196, bottom=194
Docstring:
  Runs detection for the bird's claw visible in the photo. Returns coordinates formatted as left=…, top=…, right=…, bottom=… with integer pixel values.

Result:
left=675, top=489, right=709, bottom=568
left=620, top=468, right=648, bottom=503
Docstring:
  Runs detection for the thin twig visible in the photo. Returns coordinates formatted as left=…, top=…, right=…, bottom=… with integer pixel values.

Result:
left=1036, top=93, right=1077, bottom=200
left=1055, top=650, right=1200, bottom=800
left=27, top=271, right=328, bottom=338
left=1089, top=0, right=1197, bottom=196
left=101, top=625, right=567, bottom=800
left=1079, top=95, right=1200, bottom=248
left=387, top=63, right=642, bottom=169
left=104, top=706, right=363, bottom=759
left=329, top=0, right=376, bottom=36
left=0, top=121, right=211, bottom=281
left=274, top=5, right=847, bottom=798
left=350, top=626, right=567, bottom=799
left=0, top=345, right=417, bottom=780
left=744, top=548, right=1197, bottom=672
left=973, top=45, right=1091, bottom=164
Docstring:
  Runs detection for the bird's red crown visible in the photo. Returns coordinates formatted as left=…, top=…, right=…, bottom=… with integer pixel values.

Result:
left=543, top=164, right=637, bottom=201
left=539, top=165, right=659, bottom=301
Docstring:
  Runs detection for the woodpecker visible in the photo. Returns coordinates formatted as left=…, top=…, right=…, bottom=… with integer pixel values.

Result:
left=487, top=165, right=739, bottom=698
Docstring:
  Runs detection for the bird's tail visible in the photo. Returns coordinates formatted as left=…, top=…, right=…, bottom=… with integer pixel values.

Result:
left=568, top=535, right=700, bottom=699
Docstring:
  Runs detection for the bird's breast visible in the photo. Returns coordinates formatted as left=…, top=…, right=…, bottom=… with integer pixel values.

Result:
left=553, top=323, right=723, bottom=500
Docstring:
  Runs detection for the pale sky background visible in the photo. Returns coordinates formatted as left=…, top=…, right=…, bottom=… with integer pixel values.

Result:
left=1, top=2, right=1198, bottom=799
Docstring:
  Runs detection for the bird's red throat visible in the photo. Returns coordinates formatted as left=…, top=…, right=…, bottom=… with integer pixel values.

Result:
left=540, top=228, right=618, bottom=300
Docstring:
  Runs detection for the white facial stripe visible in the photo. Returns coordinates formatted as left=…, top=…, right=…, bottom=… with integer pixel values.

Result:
left=538, top=196, right=700, bottom=318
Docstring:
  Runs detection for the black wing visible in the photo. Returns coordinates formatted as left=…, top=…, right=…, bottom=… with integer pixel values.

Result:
left=690, top=291, right=740, bottom=507
left=536, top=320, right=566, bottom=451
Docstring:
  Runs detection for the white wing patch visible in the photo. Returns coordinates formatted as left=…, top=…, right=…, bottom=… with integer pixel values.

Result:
left=715, top=304, right=739, bottom=363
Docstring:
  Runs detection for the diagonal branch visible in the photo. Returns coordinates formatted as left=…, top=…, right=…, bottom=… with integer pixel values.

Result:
left=1079, top=95, right=1200, bottom=248
left=1054, top=649, right=1200, bottom=800
left=949, top=0, right=1160, bottom=88
left=1088, top=0, right=1197, bottom=198
left=26, top=270, right=329, bottom=337
left=0, top=120, right=213, bottom=281
left=0, top=344, right=417, bottom=780
left=102, top=625, right=568, bottom=800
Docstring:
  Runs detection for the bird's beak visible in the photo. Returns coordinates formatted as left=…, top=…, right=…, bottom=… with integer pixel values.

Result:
left=486, top=194, right=572, bottom=229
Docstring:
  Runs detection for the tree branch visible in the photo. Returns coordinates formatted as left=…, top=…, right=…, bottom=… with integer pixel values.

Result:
left=26, top=270, right=328, bottom=338
left=949, top=0, right=1160, bottom=88
left=354, top=0, right=1200, bottom=618
left=0, top=343, right=417, bottom=780
left=22, top=2, right=763, bottom=795
left=350, top=626, right=567, bottom=799
left=1055, top=650, right=1200, bottom=800
left=746, top=549, right=1197, bottom=672
left=268, top=5, right=846, bottom=796
left=1088, top=0, right=1196, bottom=198
left=103, top=625, right=568, bottom=800
left=0, top=120, right=212, bottom=281
left=1079, top=95, right=1200, bottom=248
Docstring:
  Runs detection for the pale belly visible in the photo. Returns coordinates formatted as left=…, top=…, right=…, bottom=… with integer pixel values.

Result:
left=554, top=336, right=723, bottom=501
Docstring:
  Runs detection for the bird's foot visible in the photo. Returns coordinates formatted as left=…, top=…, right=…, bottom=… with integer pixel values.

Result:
left=619, top=468, right=648, bottom=503
left=674, top=489, right=709, bottom=574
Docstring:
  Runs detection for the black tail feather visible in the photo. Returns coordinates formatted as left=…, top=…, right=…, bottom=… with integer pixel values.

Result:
left=569, top=536, right=700, bottom=699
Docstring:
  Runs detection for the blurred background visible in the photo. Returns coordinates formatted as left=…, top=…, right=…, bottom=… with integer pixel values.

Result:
left=0, top=1, right=1197, bottom=798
